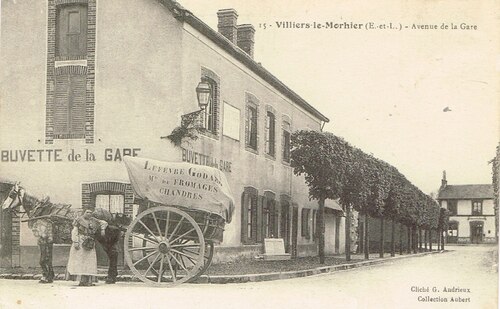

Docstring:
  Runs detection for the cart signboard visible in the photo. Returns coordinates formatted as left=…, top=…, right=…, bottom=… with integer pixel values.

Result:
left=123, top=156, right=235, bottom=223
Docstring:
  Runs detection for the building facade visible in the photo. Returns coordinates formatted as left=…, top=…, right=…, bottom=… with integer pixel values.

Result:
left=437, top=172, right=496, bottom=244
left=0, top=0, right=348, bottom=267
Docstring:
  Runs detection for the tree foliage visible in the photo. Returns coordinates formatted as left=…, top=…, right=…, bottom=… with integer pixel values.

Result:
left=291, top=130, right=443, bottom=228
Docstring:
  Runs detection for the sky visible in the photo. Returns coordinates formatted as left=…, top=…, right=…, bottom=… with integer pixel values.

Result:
left=179, top=0, right=499, bottom=194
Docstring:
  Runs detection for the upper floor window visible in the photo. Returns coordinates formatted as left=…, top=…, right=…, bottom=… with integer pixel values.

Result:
left=54, top=73, right=86, bottom=138
left=265, top=111, right=276, bottom=157
left=447, top=200, right=457, bottom=216
left=56, top=4, right=88, bottom=58
left=282, top=120, right=291, bottom=163
left=201, top=77, right=218, bottom=134
left=245, top=105, right=258, bottom=151
left=472, top=200, right=482, bottom=215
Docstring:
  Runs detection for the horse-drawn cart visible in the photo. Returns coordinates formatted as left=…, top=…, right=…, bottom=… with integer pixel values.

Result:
left=123, top=156, right=234, bottom=286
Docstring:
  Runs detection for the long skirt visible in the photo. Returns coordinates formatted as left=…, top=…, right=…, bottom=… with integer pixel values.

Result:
left=67, top=245, right=97, bottom=276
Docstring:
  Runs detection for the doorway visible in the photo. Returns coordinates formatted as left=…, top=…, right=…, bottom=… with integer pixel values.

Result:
left=280, top=201, right=290, bottom=253
left=470, top=221, right=483, bottom=244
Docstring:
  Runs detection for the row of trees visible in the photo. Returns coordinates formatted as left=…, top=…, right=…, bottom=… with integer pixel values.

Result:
left=290, top=130, right=448, bottom=263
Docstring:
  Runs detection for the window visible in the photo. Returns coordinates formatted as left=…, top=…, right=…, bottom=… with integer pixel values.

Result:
left=447, top=200, right=457, bottom=215
left=262, top=196, right=278, bottom=238
left=201, top=77, right=218, bottom=134
left=472, top=200, right=483, bottom=215
left=301, top=208, right=311, bottom=239
left=282, top=121, right=291, bottom=163
left=56, top=4, right=88, bottom=58
left=241, top=188, right=258, bottom=244
left=54, top=73, right=86, bottom=138
left=245, top=105, right=258, bottom=150
left=95, top=194, right=125, bottom=214
left=265, top=111, right=276, bottom=157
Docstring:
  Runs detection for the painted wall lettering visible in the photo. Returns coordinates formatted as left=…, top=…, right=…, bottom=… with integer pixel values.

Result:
left=181, top=147, right=232, bottom=173
left=0, top=148, right=141, bottom=162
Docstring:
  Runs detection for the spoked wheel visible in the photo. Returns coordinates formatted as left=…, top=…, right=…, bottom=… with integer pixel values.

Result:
left=124, top=206, right=205, bottom=286
left=187, top=241, right=214, bottom=283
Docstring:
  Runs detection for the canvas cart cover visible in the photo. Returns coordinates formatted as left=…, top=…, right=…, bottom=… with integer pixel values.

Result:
left=123, top=156, right=235, bottom=223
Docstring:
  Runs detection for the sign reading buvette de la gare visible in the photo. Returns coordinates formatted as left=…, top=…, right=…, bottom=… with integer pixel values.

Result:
left=123, top=156, right=234, bottom=223
left=0, top=148, right=141, bottom=162
left=181, top=147, right=232, bottom=173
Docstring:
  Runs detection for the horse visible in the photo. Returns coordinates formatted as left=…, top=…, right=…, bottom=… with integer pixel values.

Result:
left=1, top=182, right=130, bottom=284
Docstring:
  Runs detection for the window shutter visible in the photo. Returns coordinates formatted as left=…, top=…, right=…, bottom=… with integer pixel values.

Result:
left=300, top=208, right=306, bottom=236
left=265, top=114, right=270, bottom=154
left=268, top=200, right=274, bottom=238
left=274, top=201, right=280, bottom=238
left=54, top=75, right=70, bottom=135
left=250, top=108, right=257, bottom=149
left=312, top=209, right=317, bottom=241
left=241, top=193, right=249, bottom=244
left=251, top=195, right=258, bottom=242
left=70, top=75, right=86, bottom=136
left=245, top=107, right=249, bottom=146
left=269, top=115, right=275, bottom=156
left=305, top=209, right=310, bottom=239
left=256, top=196, right=264, bottom=242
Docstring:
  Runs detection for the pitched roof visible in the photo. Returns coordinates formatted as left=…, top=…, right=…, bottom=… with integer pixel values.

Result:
left=159, top=0, right=330, bottom=123
left=325, top=198, right=344, bottom=213
left=437, top=184, right=494, bottom=200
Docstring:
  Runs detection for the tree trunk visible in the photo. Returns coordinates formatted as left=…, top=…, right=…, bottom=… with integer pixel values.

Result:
left=358, top=219, right=364, bottom=254
left=417, top=228, right=421, bottom=252
left=441, top=230, right=445, bottom=251
left=318, top=197, right=325, bottom=264
left=364, top=213, right=369, bottom=260
left=391, top=220, right=395, bottom=257
left=345, top=203, right=351, bottom=261
left=437, top=228, right=441, bottom=250
left=424, top=229, right=428, bottom=251
left=429, top=230, right=433, bottom=251
left=413, top=226, right=418, bottom=254
left=379, top=217, right=384, bottom=258
left=399, top=223, right=403, bottom=255
left=407, top=225, right=412, bottom=254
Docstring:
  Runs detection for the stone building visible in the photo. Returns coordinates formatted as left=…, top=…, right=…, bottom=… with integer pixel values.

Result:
left=0, top=0, right=349, bottom=267
left=437, top=172, right=496, bottom=244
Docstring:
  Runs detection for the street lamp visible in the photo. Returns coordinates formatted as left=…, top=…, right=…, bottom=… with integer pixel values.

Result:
left=161, top=80, right=213, bottom=143
left=196, top=80, right=211, bottom=110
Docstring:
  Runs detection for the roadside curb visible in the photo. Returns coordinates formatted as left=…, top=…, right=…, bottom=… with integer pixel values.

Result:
left=0, top=250, right=446, bottom=284
left=202, top=250, right=445, bottom=284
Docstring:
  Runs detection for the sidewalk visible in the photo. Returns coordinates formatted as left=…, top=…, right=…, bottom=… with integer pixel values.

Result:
left=0, top=250, right=446, bottom=284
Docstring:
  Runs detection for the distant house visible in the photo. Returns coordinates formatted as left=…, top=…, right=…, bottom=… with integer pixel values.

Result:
left=437, top=172, right=496, bottom=244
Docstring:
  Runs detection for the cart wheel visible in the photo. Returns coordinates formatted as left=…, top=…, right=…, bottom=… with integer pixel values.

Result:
left=124, top=206, right=205, bottom=286
left=187, top=241, right=214, bottom=283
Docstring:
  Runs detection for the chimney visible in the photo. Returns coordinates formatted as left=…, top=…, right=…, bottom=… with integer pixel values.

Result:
left=441, top=170, right=447, bottom=188
left=217, top=9, right=238, bottom=44
left=237, top=24, right=255, bottom=58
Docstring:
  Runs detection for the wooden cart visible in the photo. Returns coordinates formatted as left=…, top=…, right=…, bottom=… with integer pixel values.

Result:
left=123, top=156, right=234, bottom=286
